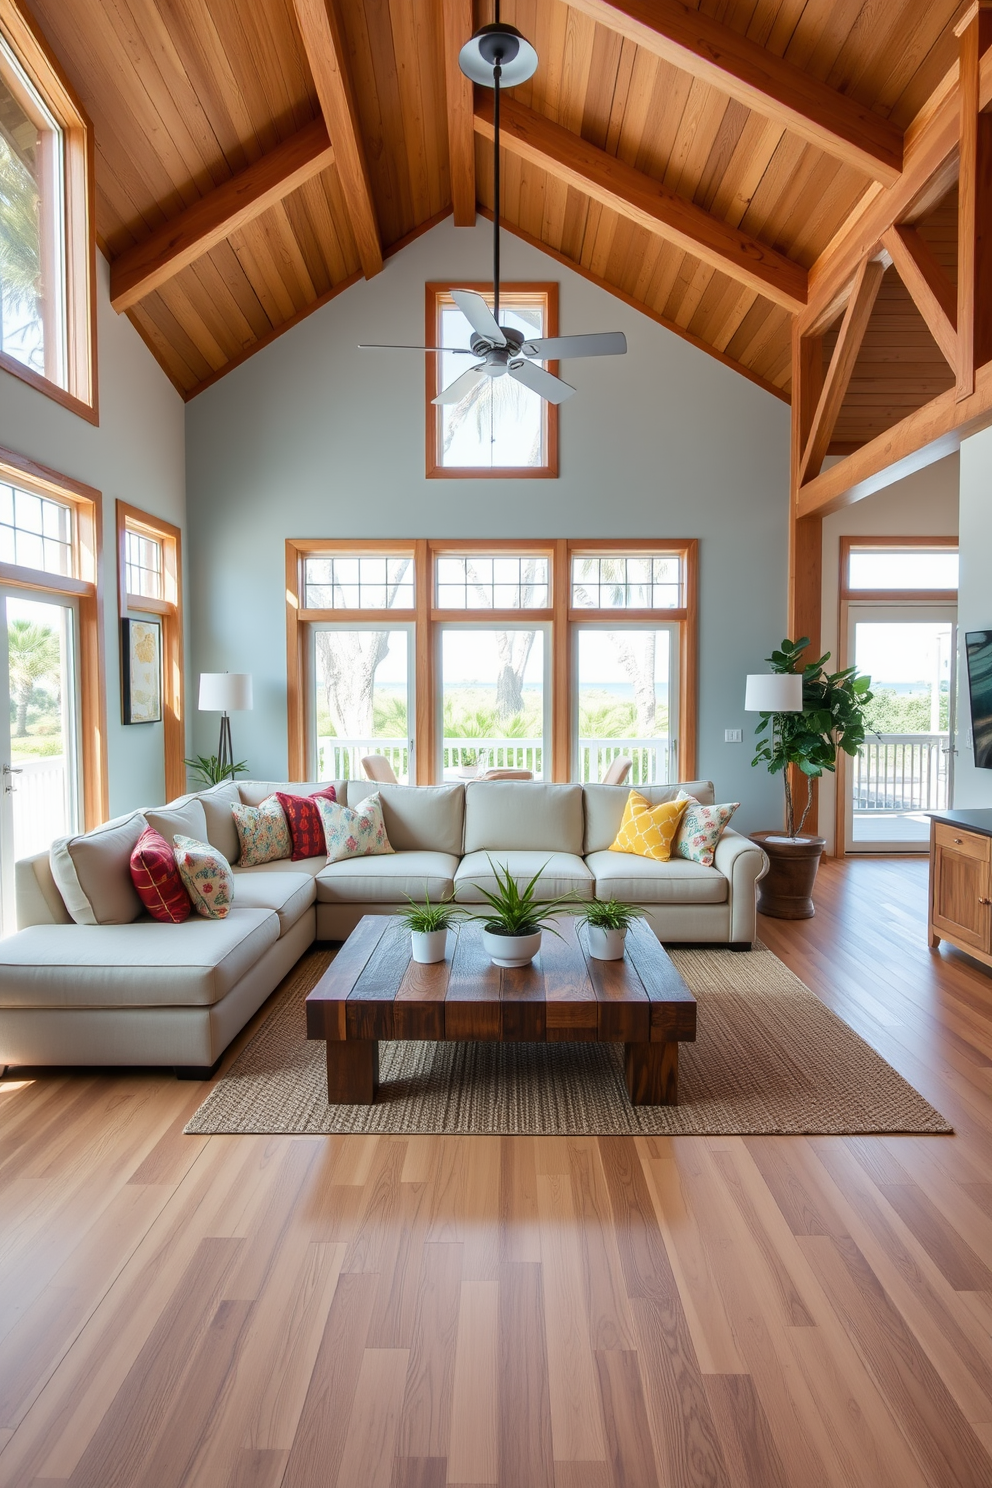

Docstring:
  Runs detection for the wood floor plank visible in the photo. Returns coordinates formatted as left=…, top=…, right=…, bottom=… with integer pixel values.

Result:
left=498, top=1261, right=554, bottom=1488
left=446, top=1278, right=498, bottom=1485
left=594, top=1349, right=662, bottom=1488
left=333, top=1347, right=409, bottom=1488
left=395, top=1241, right=462, bottom=1458
left=704, top=1374, right=791, bottom=1488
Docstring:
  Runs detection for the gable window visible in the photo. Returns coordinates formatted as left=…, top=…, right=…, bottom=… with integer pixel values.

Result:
left=0, top=3, right=96, bottom=420
left=426, top=282, right=559, bottom=478
left=117, top=503, right=184, bottom=799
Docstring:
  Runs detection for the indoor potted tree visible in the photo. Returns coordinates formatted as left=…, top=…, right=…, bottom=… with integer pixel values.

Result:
left=578, top=898, right=644, bottom=959
left=398, top=892, right=463, bottom=963
left=469, top=858, right=579, bottom=967
left=748, top=637, right=873, bottom=918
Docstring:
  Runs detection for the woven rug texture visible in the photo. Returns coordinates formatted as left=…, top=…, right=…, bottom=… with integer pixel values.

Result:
left=185, top=944, right=951, bottom=1137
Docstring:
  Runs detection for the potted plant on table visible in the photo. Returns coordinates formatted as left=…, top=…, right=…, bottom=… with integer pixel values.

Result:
left=578, top=898, right=645, bottom=960
left=748, top=636, right=873, bottom=918
left=398, top=893, right=463, bottom=963
left=470, top=858, right=579, bottom=967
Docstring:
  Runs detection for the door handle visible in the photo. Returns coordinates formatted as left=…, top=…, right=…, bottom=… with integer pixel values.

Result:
left=3, top=763, right=22, bottom=793
left=980, top=897, right=992, bottom=906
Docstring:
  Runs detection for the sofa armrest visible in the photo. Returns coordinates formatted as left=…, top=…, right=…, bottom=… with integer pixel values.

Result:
left=713, top=829, right=768, bottom=945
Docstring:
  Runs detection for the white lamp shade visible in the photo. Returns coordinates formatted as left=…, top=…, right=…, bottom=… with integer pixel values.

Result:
left=744, top=672, right=803, bottom=713
left=198, top=672, right=253, bottom=712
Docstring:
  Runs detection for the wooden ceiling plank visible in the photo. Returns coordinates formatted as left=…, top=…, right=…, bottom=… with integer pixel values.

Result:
left=799, top=257, right=885, bottom=484
left=110, top=118, right=334, bottom=311
left=475, top=93, right=807, bottom=310
left=441, top=0, right=475, bottom=224
left=291, top=0, right=382, bottom=277
left=880, top=224, right=957, bottom=368
left=563, top=0, right=904, bottom=183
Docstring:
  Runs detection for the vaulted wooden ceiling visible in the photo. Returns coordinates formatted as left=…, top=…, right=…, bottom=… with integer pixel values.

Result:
left=26, top=0, right=964, bottom=415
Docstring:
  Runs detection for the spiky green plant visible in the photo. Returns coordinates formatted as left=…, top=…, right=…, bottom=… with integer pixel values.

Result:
left=397, top=891, right=464, bottom=933
left=579, top=898, right=644, bottom=932
left=184, top=754, right=248, bottom=786
left=468, top=857, right=579, bottom=937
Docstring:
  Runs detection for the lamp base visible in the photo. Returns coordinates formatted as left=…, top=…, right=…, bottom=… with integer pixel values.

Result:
left=217, top=713, right=234, bottom=777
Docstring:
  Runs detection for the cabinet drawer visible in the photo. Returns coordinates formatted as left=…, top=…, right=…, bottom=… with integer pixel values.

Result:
left=934, top=823, right=991, bottom=861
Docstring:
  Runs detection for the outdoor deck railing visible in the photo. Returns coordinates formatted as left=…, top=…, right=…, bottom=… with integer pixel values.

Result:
left=577, top=737, right=672, bottom=785
left=12, top=755, right=70, bottom=859
left=317, top=735, right=673, bottom=784
left=317, top=738, right=410, bottom=781
left=852, top=732, right=949, bottom=813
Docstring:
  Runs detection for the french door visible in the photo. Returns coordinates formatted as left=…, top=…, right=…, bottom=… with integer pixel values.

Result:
left=0, top=588, right=82, bottom=932
left=309, top=623, right=416, bottom=783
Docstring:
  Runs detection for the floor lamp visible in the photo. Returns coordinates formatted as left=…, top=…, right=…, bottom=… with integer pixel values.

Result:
left=198, top=672, right=253, bottom=776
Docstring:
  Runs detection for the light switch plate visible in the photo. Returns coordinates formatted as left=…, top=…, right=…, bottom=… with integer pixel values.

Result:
left=725, top=728, right=743, bottom=743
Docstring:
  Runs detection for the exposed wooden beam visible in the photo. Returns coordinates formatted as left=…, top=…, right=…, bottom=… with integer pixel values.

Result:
left=788, top=320, right=825, bottom=838
left=110, top=120, right=335, bottom=312
left=292, top=0, right=382, bottom=278
left=880, top=225, right=957, bottom=369
left=798, top=259, right=884, bottom=486
left=564, top=0, right=903, bottom=184
left=441, top=0, right=475, bottom=226
left=474, top=95, right=807, bottom=311
left=956, top=0, right=992, bottom=398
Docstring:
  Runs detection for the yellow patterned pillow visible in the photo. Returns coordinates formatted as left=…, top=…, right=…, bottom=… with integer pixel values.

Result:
left=609, top=791, right=689, bottom=861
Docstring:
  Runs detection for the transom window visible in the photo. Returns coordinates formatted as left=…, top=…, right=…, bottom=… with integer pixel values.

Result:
left=124, top=528, right=162, bottom=600
left=304, top=555, right=414, bottom=610
left=0, top=481, right=73, bottom=575
left=847, top=546, right=958, bottom=592
left=571, top=553, right=682, bottom=609
left=435, top=555, right=550, bottom=609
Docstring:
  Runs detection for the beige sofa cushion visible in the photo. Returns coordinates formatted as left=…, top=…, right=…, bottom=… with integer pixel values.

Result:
left=316, top=851, right=459, bottom=904
left=0, top=907, right=280, bottom=1008
left=585, top=849, right=728, bottom=904
left=464, top=781, right=584, bottom=854
left=49, top=811, right=148, bottom=926
left=235, top=854, right=326, bottom=877
left=144, top=796, right=208, bottom=847
left=454, top=850, right=594, bottom=903
left=228, top=870, right=315, bottom=934
left=583, top=781, right=716, bottom=853
left=238, top=780, right=346, bottom=808
left=347, top=781, right=464, bottom=854
left=196, top=781, right=242, bottom=863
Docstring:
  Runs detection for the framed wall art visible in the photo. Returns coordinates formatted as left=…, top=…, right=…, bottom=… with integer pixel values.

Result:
left=122, top=617, right=162, bottom=724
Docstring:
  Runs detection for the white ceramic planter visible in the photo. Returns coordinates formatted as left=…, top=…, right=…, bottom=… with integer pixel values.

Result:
left=482, top=926, right=543, bottom=968
left=410, top=928, right=448, bottom=964
left=587, top=925, right=627, bottom=960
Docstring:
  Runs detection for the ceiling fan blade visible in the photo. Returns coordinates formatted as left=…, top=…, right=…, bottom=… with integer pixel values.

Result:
left=521, top=332, right=627, bottom=360
left=432, top=364, right=488, bottom=405
left=508, top=360, right=576, bottom=403
left=358, top=344, right=478, bottom=353
left=451, top=289, right=506, bottom=347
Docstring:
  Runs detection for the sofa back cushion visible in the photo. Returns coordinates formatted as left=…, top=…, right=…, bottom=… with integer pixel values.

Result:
left=464, top=781, right=583, bottom=855
left=347, top=780, right=464, bottom=854
left=196, top=780, right=242, bottom=863
left=50, top=810, right=148, bottom=925
left=583, top=780, right=716, bottom=853
left=144, top=796, right=208, bottom=847
left=238, top=780, right=346, bottom=808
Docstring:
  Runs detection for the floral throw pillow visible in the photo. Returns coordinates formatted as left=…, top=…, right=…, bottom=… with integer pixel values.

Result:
left=174, top=835, right=234, bottom=919
left=130, top=827, right=191, bottom=923
left=232, top=794, right=292, bottom=867
left=674, top=791, right=739, bottom=866
left=275, top=786, right=337, bottom=861
left=315, top=791, right=393, bottom=864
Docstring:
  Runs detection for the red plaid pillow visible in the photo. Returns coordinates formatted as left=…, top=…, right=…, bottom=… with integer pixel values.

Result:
left=275, top=786, right=337, bottom=861
left=130, top=826, right=192, bottom=923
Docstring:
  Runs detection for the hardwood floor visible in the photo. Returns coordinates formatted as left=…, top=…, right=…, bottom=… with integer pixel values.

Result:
left=1, top=856, right=991, bottom=1488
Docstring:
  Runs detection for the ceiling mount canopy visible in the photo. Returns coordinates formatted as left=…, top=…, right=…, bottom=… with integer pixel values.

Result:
left=458, top=21, right=538, bottom=88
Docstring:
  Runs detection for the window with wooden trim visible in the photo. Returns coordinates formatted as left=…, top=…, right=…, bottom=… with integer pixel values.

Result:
left=426, top=283, right=558, bottom=478
left=0, top=1, right=96, bottom=420
left=117, top=502, right=184, bottom=800
left=286, top=539, right=697, bottom=787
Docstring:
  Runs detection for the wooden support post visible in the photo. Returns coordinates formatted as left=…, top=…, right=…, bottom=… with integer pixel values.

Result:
left=797, top=258, right=884, bottom=486
left=790, top=320, right=824, bottom=836
left=880, top=225, right=957, bottom=371
left=442, top=0, right=475, bottom=226
left=957, top=1, right=992, bottom=399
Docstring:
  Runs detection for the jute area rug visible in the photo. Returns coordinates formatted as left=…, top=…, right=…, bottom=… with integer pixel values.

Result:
left=186, top=944, right=951, bottom=1137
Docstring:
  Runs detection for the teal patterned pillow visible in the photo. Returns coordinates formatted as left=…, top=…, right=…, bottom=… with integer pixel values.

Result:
left=232, top=795, right=291, bottom=866
left=674, top=791, right=739, bottom=866
left=174, top=836, right=234, bottom=918
left=315, top=792, right=393, bottom=864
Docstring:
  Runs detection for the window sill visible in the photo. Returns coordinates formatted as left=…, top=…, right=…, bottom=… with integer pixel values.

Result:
left=0, top=351, right=99, bottom=427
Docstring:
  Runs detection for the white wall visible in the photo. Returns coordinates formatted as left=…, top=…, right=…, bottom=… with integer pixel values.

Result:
left=0, top=256, right=187, bottom=815
left=955, top=425, right=992, bottom=806
left=818, top=455, right=960, bottom=851
left=185, top=218, right=791, bottom=833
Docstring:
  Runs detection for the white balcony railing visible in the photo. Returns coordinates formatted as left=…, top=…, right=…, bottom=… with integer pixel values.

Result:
left=317, top=734, right=673, bottom=784
left=317, top=738, right=410, bottom=782
left=442, top=738, right=544, bottom=775
left=11, top=755, right=71, bottom=859
left=577, top=737, right=672, bottom=785
left=853, top=732, right=949, bottom=813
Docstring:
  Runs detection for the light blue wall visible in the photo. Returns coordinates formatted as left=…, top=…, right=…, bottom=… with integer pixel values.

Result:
left=0, top=256, right=187, bottom=815
left=185, top=218, right=791, bottom=833
left=956, top=425, right=992, bottom=806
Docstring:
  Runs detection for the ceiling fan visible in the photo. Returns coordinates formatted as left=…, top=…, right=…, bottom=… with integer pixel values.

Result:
left=359, top=5, right=626, bottom=405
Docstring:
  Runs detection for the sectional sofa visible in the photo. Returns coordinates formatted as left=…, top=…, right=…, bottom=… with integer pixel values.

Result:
left=0, top=777, right=767, bottom=1076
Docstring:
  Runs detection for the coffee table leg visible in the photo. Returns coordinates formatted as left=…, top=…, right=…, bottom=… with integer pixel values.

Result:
left=624, top=1041, right=678, bottom=1105
left=326, top=1039, right=379, bottom=1103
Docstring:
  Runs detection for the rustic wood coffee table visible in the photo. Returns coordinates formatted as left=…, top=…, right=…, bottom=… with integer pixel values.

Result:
left=306, top=915, right=696, bottom=1106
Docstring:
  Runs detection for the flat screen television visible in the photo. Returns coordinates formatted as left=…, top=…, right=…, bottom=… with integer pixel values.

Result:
left=965, top=631, right=992, bottom=770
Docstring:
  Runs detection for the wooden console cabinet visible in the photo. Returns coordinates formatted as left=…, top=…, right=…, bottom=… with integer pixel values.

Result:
left=929, top=810, right=992, bottom=969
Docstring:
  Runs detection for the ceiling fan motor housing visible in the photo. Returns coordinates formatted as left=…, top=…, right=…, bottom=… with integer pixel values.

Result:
left=458, top=23, right=538, bottom=86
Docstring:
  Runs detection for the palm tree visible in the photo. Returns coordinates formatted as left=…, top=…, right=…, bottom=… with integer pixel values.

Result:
left=0, top=131, right=43, bottom=364
left=573, top=558, right=662, bottom=736
left=8, top=618, right=60, bottom=737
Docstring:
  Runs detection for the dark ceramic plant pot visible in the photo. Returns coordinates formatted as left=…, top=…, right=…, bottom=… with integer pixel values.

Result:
left=750, top=831, right=827, bottom=919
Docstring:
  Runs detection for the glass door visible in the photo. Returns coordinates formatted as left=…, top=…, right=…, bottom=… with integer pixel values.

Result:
left=310, top=623, right=415, bottom=783
left=845, top=604, right=956, bottom=854
left=573, top=624, right=678, bottom=783
left=437, top=624, right=550, bottom=780
left=0, top=589, right=81, bottom=932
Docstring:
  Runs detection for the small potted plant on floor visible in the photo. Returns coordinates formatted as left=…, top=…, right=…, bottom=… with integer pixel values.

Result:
left=398, top=893, right=463, bottom=963
left=470, top=858, right=579, bottom=967
left=578, top=898, right=645, bottom=960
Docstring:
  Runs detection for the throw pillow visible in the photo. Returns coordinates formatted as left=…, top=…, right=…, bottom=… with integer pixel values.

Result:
left=232, top=794, right=292, bottom=867
left=275, top=786, right=337, bottom=861
left=315, top=791, right=394, bottom=864
left=674, top=790, right=739, bottom=866
left=130, top=827, right=191, bottom=923
left=609, top=790, right=688, bottom=862
left=174, top=836, right=234, bottom=919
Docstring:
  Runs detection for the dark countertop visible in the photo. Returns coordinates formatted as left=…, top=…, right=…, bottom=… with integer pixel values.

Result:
left=930, top=808, right=992, bottom=838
